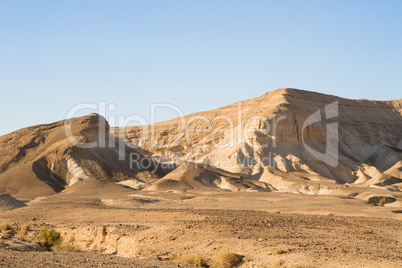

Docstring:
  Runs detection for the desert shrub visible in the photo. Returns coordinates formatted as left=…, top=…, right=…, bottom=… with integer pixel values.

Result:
left=368, top=203, right=376, bottom=207
left=34, top=228, right=77, bottom=251
left=274, top=210, right=281, bottom=214
left=172, top=253, right=209, bottom=267
left=274, top=248, right=286, bottom=255
left=0, top=222, right=11, bottom=232
left=212, top=252, right=243, bottom=268
left=194, top=258, right=209, bottom=267
left=18, top=223, right=30, bottom=235
left=397, top=198, right=402, bottom=201
left=328, top=213, right=334, bottom=216
left=36, top=228, right=62, bottom=250
left=360, top=229, right=372, bottom=235
left=379, top=198, right=386, bottom=206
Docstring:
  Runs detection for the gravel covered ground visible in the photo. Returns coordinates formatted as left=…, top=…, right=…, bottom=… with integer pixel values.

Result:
left=0, top=248, right=196, bottom=268
left=1, top=190, right=401, bottom=267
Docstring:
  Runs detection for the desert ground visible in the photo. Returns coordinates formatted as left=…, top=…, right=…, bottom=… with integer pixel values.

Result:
left=1, top=180, right=401, bottom=268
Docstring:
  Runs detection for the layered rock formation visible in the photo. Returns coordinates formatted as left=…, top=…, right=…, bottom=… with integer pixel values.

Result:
left=112, top=88, right=402, bottom=194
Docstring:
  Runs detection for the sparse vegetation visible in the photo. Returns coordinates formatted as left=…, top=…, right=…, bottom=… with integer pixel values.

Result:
left=212, top=252, right=243, bottom=268
left=18, top=223, right=30, bottom=235
left=274, top=248, right=286, bottom=255
left=35, top=228, right=62, bottom=250
left=30, top=217, right=37, bottom=221
left=328, top=213, right=334, bottom=216
left=360, top=229, right=373, bottom=235
left=368, top=203, right=376, bottom=207
left=397, top=198, right=402, bottom=201
left=15, top=223, right=30, bottom=238
left=0, top=222, right=12, bottom=232
left=194, top=258, right=209, bottom=267
left=34, top=227, right=78, bottom=251
left=379, top=198, right=386, bottom=206
left=172, top=253, right=209, bottom=267
left=274, top=210, right=281, bottom=214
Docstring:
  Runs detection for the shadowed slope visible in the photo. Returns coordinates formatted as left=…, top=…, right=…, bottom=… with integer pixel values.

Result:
left=0, top=114, right=172, bottom=200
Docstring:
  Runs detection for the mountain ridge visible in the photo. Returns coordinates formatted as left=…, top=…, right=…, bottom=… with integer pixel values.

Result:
left=112, top=88, right=402, bottom=194
left=0, top=88, right=401, bottom=199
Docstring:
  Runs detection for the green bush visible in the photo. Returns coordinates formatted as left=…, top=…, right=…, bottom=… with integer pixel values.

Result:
left=36, top=228, right=62, bottom=250
left=379, top=198, right=386, bottom=206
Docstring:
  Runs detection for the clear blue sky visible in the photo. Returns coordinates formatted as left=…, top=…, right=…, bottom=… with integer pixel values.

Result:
left=1, top=0, right=401, bottom=135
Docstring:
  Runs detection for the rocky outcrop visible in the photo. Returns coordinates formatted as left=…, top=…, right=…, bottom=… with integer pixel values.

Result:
left=112, top=88, right=402, bottom=194
left=0, top=114, right=172, bottom=199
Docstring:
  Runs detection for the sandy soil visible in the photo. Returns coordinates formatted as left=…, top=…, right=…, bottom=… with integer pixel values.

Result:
left=1, top=183, right=401, bottom=267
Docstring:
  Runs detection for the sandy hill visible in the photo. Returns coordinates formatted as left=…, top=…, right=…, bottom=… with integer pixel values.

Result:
left=146, top=162, right=272, bottom=192
left=0, top=114, right=171, bottom=200
left=112, top=88, right=402, bottom=194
